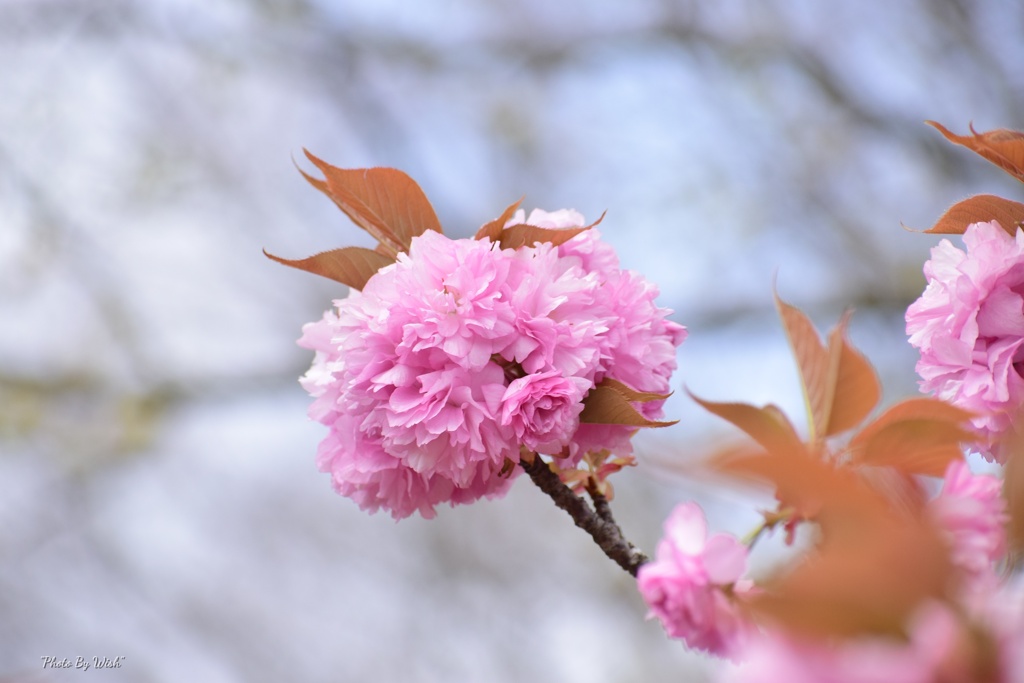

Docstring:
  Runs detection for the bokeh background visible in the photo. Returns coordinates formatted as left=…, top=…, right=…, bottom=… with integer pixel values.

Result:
left=2, top=1, right=1022, bottom=681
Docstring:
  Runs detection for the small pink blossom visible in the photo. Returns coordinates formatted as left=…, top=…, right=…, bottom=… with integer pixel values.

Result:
left=928, top=459, right=1008, bottom=586
left=499, top=370, right=588, bottom=454
left=637, top=502, right=753, bottom=658
left=906, top=220, right=1024, bottom=461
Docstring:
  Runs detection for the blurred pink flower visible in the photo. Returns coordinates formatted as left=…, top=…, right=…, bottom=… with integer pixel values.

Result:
left=637, top=502, right=753, bottom=658
left=721, top=597, right=1024, bottom=683
left=722, top=637, right=927, bottom=683
left=928, top=459, right=1007, bottom=586
left=720, top=604, right=959, bottom=683
left=300, top=218, right=685, bottom=518
left=984, top=578, right=1024, bottom=682
left=906, top=220, right=1024, bottom=462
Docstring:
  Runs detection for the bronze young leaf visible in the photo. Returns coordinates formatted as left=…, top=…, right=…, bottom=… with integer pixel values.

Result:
left=302, top=151, right=443, bottom=255
left=848, top=397, right=977, bottom=477
left=263, top=246, right=395, bottom=291
left=497, top=211, right=605, bottom=250
left=474, top=197, right=524, bottom=242
left=774, top=295, right=880, bottom=443
left=688, top=393, right=806, bottom=460
left=924, top=194, right=1024, bottom=236
left=579, top=379, right=677, bottom=428
left=927, top=121, right=1024, bottom=184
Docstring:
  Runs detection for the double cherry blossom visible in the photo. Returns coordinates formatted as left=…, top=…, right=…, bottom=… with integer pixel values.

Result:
left=298, top=211, right=684, bottom=519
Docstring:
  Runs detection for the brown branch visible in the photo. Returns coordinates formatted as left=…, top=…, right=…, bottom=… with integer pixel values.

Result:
left=520, top=457, right=648, bottom=576
left=585, top=484, right=615, bottom=525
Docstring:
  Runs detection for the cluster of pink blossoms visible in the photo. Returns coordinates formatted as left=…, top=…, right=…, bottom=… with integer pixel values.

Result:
left=906, top=220, right=1024, bottom=462
left=298, top=209, right=686, bottom=519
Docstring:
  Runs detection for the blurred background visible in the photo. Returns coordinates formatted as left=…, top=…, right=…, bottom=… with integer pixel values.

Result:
left=2, top=0, right=1022, bottom=681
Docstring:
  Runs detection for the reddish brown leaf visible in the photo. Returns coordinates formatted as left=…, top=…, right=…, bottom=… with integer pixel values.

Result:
left=774, top=296, right=833, bottom=441
left=474, top=198, right=523, bottom=242
left=723, top=438, right=955, bottom=638
left=927, top=121, right=1024, bottom=183
left=496, top=211, right=606, bottom=250
left=498, top=223, right=590, bottom=250
left=712, top=440, right=888, bottom=529
left=600, top=377, right=671, bottom=402
left=296, top=162, right=331, bottom=197
left=775, top=297, right=880, bottom=441
left=579, top=381, right=677, bottom=427
left=852, top=422, right=972, bottom=477
left=690, top=393, right=807, bottom=460
left=855, top=466, right=928, bottom=518
left=713, top=447, right=823, bottom=520
left=924, top=194, right=1024, bottom=236
left=749, top=512, right=953, bottom=639
left=856, top=397, right=974, bottom=430
left=263, top=246, right=395, bottom=290
left=848, top=398, right=976, bottom=477
left=823, top=314, right=881, bottom=436
left=999, top=421, right=1024, bottom=563
left=303, top=151, right=443, bottom=255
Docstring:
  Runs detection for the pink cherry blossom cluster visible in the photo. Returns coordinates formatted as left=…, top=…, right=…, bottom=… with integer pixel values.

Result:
left=906, top=220, right=1024, bottom=462
left=298, top=209, right=686, bottom=519
left=641, top=459, right=1012, bottom=677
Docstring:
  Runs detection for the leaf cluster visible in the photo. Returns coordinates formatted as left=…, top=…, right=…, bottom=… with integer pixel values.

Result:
left=698, top=295, right=976, bottom=640
left=922, top=122, right=1024, bottom=236
left=265, top=154, right=604, bottom=291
